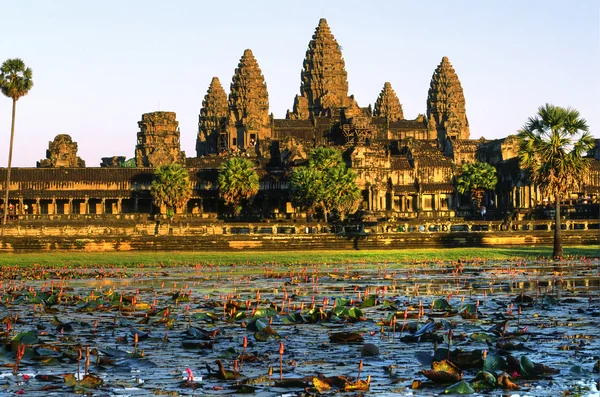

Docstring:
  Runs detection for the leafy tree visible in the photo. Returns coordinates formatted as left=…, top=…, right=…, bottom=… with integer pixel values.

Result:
left=455, top=161, right=498, bottom=210
left=291, top=147, right=361, bottom=222
left=518, top=104, right=594, bottom=258
left=150, top=163, right=192, bottom=219
left=1, top=59, right=33, bottom=229
left=217, top=157, right=259, bottom=216
left=291, top=166, right=324, bottom=217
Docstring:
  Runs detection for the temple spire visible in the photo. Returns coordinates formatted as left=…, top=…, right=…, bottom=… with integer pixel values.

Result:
left=374, top=82, right=404, bottom=121
left=426, top=56, right=470, bottom=143
left=196, top=77, right=228, bottom=156
left=227, top=49, right=270, bottom=150
left=289, top=18, right=351, bottom=119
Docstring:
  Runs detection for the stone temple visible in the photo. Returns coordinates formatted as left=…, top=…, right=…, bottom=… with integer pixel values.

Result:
left=0, top=18, right=598, bottom=224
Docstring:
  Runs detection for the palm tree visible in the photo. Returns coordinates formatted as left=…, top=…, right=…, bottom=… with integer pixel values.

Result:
left=291, top=147, right=361, bottom=222
left=150, top=163, right=192, bottom=219
left=291, top=166, right=324, bottom=218
left=217, top=157, right=259, bottom=216
left=308, top=147, right=344, bottom=171
left=518, top=104, right=595, bottom=259
left=1, top=59, right=33, bottom=231
left=325, top=166, right=362, bottom=220
left=455, top=161, right=498, bottom=211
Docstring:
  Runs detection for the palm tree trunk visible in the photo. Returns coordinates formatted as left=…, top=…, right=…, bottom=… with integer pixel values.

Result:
left=2, top=99, right=16, bottom=233
left=553, top=188, right=562, bottom=259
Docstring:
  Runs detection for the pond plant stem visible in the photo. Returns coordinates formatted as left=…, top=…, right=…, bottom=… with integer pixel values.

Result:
left=279, top=342, right=284, bottom=381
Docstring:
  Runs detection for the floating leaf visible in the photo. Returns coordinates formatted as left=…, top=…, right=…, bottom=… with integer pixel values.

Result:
left=497, top=372, right=519, bottom=390
left=483, top=354, right=507, bottom=373
left=329, top=331, right=364, bottom=343
left=471, top=371, right=496, bottom=390
left=432, top=298, right=454, bottom=311
left=12, top=330, right=38, bottom=345
left=422, top=360, right=463, bottom=384
left=360, top=295, right=377, bottom=308
left=312, top=377, right=332, bottom=393
left=519, top=355, right=536, bottom=378
left=444, top=380, right=474, bottom=394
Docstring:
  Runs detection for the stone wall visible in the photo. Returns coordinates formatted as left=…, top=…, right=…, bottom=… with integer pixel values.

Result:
left=0, top=219, right=597, bottom=252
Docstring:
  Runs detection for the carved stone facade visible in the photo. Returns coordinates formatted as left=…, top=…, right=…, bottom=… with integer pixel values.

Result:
left=135, top=112, right=185, bottom=167
left=374, top=82, right=404, bottom=122
left=3, top=18, right=598, bottom=224
left=289, top=18, right=352, bottom=119
left=37, top=134, right=85, bottom=168
left=196, top=77, right=228, bottom=156
left=227, top=49, right=270, bottom=151
left=427, top=57, right=470, bottom=146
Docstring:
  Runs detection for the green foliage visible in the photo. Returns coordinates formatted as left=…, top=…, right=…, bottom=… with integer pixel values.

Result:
left=518, top=104, right=594, bottom=258
left=0, top=58, right=33, bottom=101
left=150, top=163, right=192, bottom=217
left=217, top=157, right=259, bottom=216
left=517, top=104, right=594, bottom=199
left=1, top=58, right=34, bottom=228
left=291, top=147, right=362, bottom=221
left=455, top=161, right=498, bottom=207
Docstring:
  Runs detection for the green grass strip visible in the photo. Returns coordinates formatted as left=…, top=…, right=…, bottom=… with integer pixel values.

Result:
left=0, top=245, right=597, bottom=267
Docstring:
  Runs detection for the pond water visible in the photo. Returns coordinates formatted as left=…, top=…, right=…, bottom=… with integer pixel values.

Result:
left=0, top=257, right=598, bottom=396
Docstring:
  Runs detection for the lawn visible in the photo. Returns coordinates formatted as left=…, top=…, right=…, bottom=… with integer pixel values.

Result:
left=0, top=245, right=597, bottom=267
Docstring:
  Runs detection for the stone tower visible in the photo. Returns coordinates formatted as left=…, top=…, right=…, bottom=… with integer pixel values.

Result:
left=289, top=18, right=352, bottom=119
left=37, top=134, right=85, bottom=168
left=373, top=82, right=404, bottom=122
left=227, top=49, right=270, bottom=150
left=426, top=56, right=470, bottom=145
left=135, top=111, right=186, bottom=167
left=196, top=77, right=228, bottom=156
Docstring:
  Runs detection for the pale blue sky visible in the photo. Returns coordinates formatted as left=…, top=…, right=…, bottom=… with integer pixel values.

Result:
left=1, top=0, right=598, bottom=167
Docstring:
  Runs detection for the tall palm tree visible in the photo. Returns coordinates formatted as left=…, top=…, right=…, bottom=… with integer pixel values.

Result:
left=217, top=157, right=259, bottom=216
left=291, top=147, right=361, bottom=222
left=455, top=161, right=498, bottom=211
left=308, top=147, right=344, bottom=171
left=325, top=165, right=362, bottom=220
left=150, top=163, right=192, bottom=219
left=518, top=104, right=594, bottom=258
left=291, top=166, right=324, bottom=218
left=0, top=59, right=33, bottom=230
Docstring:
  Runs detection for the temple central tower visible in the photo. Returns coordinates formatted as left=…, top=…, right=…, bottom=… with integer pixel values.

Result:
left=289, top=18, right=352, bottom=119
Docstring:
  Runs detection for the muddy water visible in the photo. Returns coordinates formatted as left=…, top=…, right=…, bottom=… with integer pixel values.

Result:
left=0, top=258, right=598, bottom=396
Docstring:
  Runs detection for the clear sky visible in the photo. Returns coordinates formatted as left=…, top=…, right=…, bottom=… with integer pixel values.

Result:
left=1, top=0, right=598, bottom=167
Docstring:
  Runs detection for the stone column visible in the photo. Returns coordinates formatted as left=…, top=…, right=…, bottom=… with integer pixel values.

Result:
left=100, top=198, right=106, bottom=215
left=84, top=198, right=89, bottom=215
left=18, top=198, right=24, bottom=215
left=117, top=198, right=123, bottom=214
left=67, top=198, right=73, bottom=215
left=35, top=198, right=40, bottom=215
left=50, top=198, right=56, bottom=215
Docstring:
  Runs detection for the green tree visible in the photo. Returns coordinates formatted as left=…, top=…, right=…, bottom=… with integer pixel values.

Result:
left=217, top=157, right=259, bottom=216
left=150, top=163, right=192, bottom=219
left=518, top=104, right=594, bottom=259
left=455, top=161, right=498, bottom=210
left=1, top=59, right=33, bottom=230
left=291, top=147, right=361, bottom=222
left=291, top=166, right=324, bottom=217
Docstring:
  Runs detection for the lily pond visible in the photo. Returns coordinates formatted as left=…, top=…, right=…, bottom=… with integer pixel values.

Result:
left=0, top=256, right=599, bottom=396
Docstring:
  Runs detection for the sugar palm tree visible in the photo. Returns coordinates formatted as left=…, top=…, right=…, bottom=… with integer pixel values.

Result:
left=291, top=147, right=361, bottom=222
left=518, top=104, right=594, bottom=258
left=217, top=157, right=259, bottom=216
left=455, top=161, right=498, bottom=211
left=325, top=166, right=362, bottom=220
left=150, top=163, right=192, bottom=219
left=1, top=59, right=33, bottom=230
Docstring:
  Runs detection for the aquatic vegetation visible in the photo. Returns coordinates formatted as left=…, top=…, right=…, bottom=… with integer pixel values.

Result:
left=0, top=256, right=597, bottom=395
